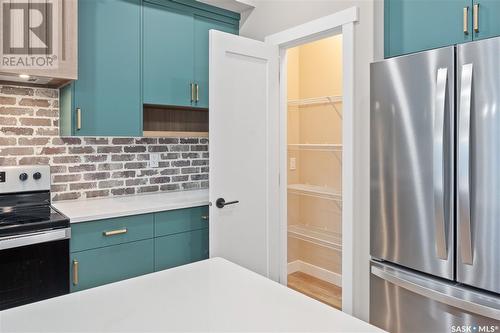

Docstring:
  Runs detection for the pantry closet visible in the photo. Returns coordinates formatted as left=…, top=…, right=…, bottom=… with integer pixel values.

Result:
left=286, top=35, right=343, bottom=310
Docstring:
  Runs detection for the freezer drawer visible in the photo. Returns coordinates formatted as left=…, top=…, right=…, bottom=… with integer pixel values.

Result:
left=370, top=261, right=500, bottom=333
left=457, top=36, right=500, bottom=295
left=370, top=47, right=455, bottom=279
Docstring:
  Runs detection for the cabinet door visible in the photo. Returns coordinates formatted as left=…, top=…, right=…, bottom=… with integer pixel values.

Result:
left=193, top=15, right=238, bottom=108
left=385, top=0, right=472, bottom=57
left=473, top=1, right=500, bottom=40
left=143, top=2, right=194, bottom=107
left=73, top=0, right=141, bottom=136
left=154, top=228, right=209, bottom=271
left=154, top=206, right=209, bottom=237
left=70, top=214, right=154, bottom=253
left=70, top=239, right=154, bottom=292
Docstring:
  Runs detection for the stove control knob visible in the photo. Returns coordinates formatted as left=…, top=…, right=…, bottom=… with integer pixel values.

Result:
left=19, top=173, right=28, bottom=181
left=33, top=172, right=42, bottom=180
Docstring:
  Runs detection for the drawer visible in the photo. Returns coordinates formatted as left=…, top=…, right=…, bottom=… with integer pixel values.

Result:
left=70, top=214, right=154, bottom=252
left=70, top=239, right=154, bottom=292
left=154, top=228, right=209, bottom=271
left=154, top=206, right=208, bottom=237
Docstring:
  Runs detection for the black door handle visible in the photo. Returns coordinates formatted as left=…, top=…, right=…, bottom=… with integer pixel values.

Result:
left=216, top=198, right=239, bottom=209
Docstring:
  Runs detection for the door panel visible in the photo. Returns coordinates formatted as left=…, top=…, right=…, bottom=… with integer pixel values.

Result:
left=457, top=37, right=500, bottom=294
left=209, top=31, right=279, bottom=280
left=194, top=15, right=238, bottom=108
left=385, top=0, right=472, bottom=58
left=143, top=2, right=194, bottom=107
left=370, top=47, right=455, bottom=279
left=473, top=1, right=500, bottom=41
left=75, top=0, right=141, bottom=136
left=370, top=261, right=500, bottom=333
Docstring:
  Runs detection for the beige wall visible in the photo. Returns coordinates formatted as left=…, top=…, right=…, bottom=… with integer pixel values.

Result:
left=240, top=0, right=384, bottom=320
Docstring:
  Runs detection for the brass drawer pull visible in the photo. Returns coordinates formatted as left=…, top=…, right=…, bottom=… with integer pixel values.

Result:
left=72, top=260, right=79, bottom=286
left=103, top=228, right=128, bottom=237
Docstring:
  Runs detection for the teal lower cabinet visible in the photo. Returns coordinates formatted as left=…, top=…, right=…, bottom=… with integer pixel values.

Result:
left=69, top=205, right=210, bottom=292
left=70, top=239, right=154, bottom=292
left=70, top=214, right=154, bottom=253
left=154, top=228, right=209, bottom=271
left=155, top=206, right=209, bottom=237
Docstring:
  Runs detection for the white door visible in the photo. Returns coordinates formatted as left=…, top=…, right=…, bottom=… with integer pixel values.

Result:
left=209, top=31, right=280, bottom=280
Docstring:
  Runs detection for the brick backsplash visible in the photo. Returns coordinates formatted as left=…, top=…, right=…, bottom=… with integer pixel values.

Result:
left=0, top=85, right=209, bottom=201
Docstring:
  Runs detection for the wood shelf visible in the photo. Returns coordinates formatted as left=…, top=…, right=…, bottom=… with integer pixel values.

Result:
left=143, top=131, right=208, bottom=138
left=143, top=105, right=209, bottom=135
left=288, top=224, right=342, bottom=251
left=288, top=144, right=342, bottom=152
left=287, top=184, right=342, bottom=201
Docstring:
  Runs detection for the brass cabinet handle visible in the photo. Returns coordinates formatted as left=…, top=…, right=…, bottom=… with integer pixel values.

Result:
left=473, top=3, right=479, bottom=33
left=195, top=83, right=199, bottom=102
left=103, top=228, right=128, bottom=237
left=76, top=107, right=81, bottom=130
left=190, top=83, right=195, bottom=103
left=201, top=215, right=208, bottom=220
left=72, top=259, right=79, bottom=286
left=463, top=7, right=469, bottom=34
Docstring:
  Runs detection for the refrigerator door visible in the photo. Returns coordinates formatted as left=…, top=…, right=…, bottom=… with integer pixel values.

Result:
left=370, top=47, right=455, bottom=279
left=457, top=36, right=500, bottom=294
left=370, top=261, right=500, bottom=333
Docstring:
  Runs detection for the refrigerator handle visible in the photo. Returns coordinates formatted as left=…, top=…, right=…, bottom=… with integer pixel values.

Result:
left=433, top=68, right=448, bottom=260
left=371, top=264, right=500, bottom=319
left=458, top=63, right=474, bottom=265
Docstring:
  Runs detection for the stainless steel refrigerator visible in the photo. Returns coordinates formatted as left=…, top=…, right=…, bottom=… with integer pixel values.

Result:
left=370, top=36, right=500, bottom=332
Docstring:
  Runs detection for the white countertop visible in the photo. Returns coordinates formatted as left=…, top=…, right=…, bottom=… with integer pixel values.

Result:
left=53, top=189, right=209, bottom=223
left=0, top=258, right=383, bottom=333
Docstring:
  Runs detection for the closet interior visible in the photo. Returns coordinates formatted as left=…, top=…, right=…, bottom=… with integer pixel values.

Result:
left=286, top=35, right=343, bottom=310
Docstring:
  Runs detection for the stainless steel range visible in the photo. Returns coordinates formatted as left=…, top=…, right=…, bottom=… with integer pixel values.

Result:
left=370, top=36, right=500, bottom=331
left=0, top=166, right=70, bottom=311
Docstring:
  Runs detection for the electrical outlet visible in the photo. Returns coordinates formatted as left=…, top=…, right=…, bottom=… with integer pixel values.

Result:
left=290, top=157, right=296, bottom=170
left=150, top=153, right=160, bottom=168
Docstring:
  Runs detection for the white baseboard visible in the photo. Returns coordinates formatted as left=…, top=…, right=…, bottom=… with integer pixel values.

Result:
left=287, top=260, right=342, bottom=287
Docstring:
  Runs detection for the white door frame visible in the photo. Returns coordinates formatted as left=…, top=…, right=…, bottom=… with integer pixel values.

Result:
left=265, top=7, right=358, bottom=315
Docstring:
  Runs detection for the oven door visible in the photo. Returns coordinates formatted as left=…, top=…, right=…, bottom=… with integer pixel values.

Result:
left=0, top=228, right=70, bottom=310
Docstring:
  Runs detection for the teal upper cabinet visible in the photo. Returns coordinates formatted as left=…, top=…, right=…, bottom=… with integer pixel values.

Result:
left=385, top=0, right=471, bottom=58
left=71, top=0, right=142, bottom=136
left=142, top=0, right=239, bottom=108
left=385, top=0, right=500, bottom=58
left=472, top=1, right=500, bottom=40
left=60, top=0, right=239, bottom=136
left=143, top=2, right=194, bottom=107
left=194, top=15, right=238, bottom=108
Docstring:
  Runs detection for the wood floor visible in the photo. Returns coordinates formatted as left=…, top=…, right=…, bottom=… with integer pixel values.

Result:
left=287, top=271, right=342, bottom=310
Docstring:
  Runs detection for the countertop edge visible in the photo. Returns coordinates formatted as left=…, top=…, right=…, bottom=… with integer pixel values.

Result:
left=53, top=190, right=209, bottom=224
